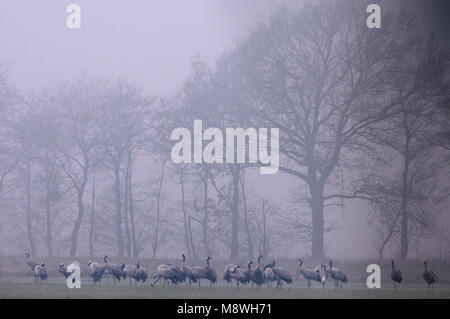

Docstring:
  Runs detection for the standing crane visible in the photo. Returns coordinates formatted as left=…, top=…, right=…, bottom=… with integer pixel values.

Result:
left=25, top=253, right=47, bottom=284
left=228, top=264, right=250, bottom=289
left=182, top=254, right=197, bottom=285
left=34, top=263, right=48, bottom=284
left=390, top=260, right=402, bottom=290
left=263, top=260, right=276, bottom=287
left=298, top=258, right=321, bottom=291
left=204, top=256, right=217, bottom=286
left=251, top=255, right=264, bottom=287
left=328, top=260, right=347, bottom=289
left=135, top=262, right=148, bottom=284
left=271, top=260, right=292, bottom=289
left=223, top=263, right=239, bottom=288
left=423, top=260, right=437, bottom=292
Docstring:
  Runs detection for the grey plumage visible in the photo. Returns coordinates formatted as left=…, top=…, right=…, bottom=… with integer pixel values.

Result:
left=34, top=263, right=48, bottom=283
left=223, top=263, right=239, bottom=287
left=182, top=254, right=197, bottom=284
left=102, top=255, right=123, bottom=283
left=202, top=256, right=217, bottom=286
left=123, top=263, right=137, bottom=286
left=251, top=255, right=264, bottom=287
left=328, top=260, right=347, bottom=288
left=271, top=260, right=292, bottom=288
left=25, top=253, right=47, bottom=284
left=109, top=262, right=126, bottom=282
left=98, top=255, right=126, bottom=283
left=87, top=260, right=101, bottom=273
left=189, top=256, right=216, bottom=287
left=59, top=263, right=72, bottom=278
left=298, top=258, right=321, bottom=290
left=87, top=260, right=105, bottom=285
left=59, top=262, right=81, bottom=284
left=390, top=260, right=402, bottom=290
left=135, top=262, right=148, bottom=284
left=171, top=265, right=187, bottom=284
left=205, top=267, right=217, bottom=286
left=229, top=264, right=250, bottom=289
left=263, top=260, right=275, bottom=287
left=151, top=263, right=174, bottom=287
left=25, top=252, right=39, bottom=273
left=313, top=264, right=329, bottom=288
left=423, top=260, right=437, bottom=292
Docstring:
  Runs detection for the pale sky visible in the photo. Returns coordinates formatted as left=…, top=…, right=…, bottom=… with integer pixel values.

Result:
left=1, top=1, right=447, bottom=259
left=0, top=1, right=298, bottom=96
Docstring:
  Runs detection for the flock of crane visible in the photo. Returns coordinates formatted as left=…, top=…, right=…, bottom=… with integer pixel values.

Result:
left=25, top=253, right=438, bottom=291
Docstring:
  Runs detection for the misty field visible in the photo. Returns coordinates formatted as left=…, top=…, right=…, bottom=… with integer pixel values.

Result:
left=2, top=257, right=450, bottom=299
left=1, top=276, right=449, bottom=299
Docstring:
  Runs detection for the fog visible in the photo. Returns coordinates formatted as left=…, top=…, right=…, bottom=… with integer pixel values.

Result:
left=1, top=1, right=293, bottom=95
left=0, top=0, right=449, bottom=261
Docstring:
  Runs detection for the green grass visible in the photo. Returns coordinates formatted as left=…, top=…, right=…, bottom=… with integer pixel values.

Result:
left=1, top=277, right=449, bottom=299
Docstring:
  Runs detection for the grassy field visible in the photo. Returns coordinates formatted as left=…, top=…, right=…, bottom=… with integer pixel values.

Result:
left=1, top=276, right=449, bottom=299
left=2, top=257, right=449, bottom=299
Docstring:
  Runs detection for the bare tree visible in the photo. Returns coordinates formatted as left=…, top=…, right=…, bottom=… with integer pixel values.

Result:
left=240, top=170, right=253, bottom=259
left=88, top=167, right=96, bottom=258
left=361, top=33, right=450, bottom=260
left=179, top=164, right=195, bottom=259
left=256, top=199, right=271, bottom=258
left=212, top=1, right=440, bottom=257
left=0, top=67, right=24, bottom=200
left=48, top=78, right=103, bottom=257
left=151, top=160, right=165, bottom=258
left=98, top=80, right=151, bottom=257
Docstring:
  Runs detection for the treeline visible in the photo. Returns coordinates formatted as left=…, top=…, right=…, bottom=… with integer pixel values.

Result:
left=0, top=1, right=449, bottom=261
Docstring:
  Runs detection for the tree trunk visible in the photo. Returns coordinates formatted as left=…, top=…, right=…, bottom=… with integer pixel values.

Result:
left=25, top=154, right=35, bottom=255
left=202, top=171, right=211, bottom=256
left=89, top=169, right=96, bottom=258
left=188, top=216, right=197, bottom=259
left=128, top=158, right=137, bottom=259
left=179, top=166, right=192, bottom=259
left=241, top=170, right=253, bottom=259
left=400, top=113, right=411, bottom=261
left=152, top=161, right=165, bottom=258
left=377, top=212, right=401, bottom=261
left=45, top=150, right=52, bottom=257
left=230, top=168, right=240, bottom=260
left=69, top=189, right=85, bottom=257
left=261, top=200, right=268, bottom=257
left=310, top=182, right=325, bottom=259
left=123, top=154, right=132, bottom=259
left=114, top=163, right=124, bottom=258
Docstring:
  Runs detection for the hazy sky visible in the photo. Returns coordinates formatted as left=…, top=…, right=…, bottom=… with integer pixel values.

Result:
left=1, top=1, right=447, bottom=259
left=1, top=0, right=448, bottom=93
left=0, top=0, right=298, bottom=96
